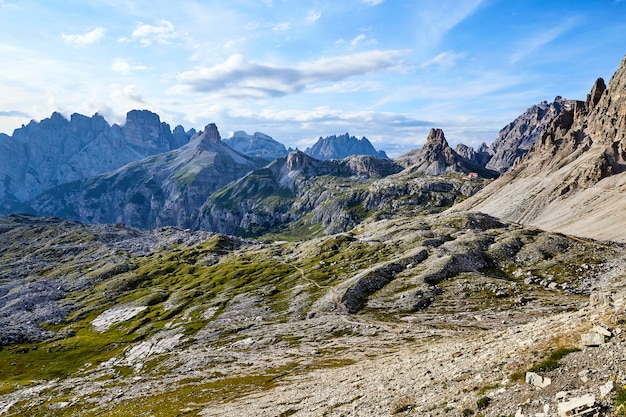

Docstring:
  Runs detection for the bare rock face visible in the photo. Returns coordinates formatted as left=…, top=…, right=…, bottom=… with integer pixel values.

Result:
left=458, top=54, right=626, bottom=242
left=25, top=123, right=261, bottom=230
left=455, top=142, right=492, bottom=167
left=195, top=150, right=403, bottom=236
left=485, top=97, right=575, bottom=173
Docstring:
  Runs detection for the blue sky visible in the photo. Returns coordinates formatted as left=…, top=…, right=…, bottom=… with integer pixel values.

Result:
left=1, top=0, right=625, bottom=156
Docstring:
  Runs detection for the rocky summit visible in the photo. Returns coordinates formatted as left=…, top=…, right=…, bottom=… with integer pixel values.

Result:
left=484, top=97, right=575, bottom=173
left=23, top=123, right=262, bottom=230
left=223, top=131, right=289, bottom=161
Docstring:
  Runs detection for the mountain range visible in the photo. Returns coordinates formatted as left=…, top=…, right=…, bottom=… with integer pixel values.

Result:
left=2, top=54, right=626, bottom=417
left=0, top=110, right=194, bottom=212
left=0, top=89, right=574, bottom=235
left=304, top=133, right=388, bottom=160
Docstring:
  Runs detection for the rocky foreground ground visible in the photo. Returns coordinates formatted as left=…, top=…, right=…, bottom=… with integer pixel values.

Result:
left=1, top=213, right=626, bottom=416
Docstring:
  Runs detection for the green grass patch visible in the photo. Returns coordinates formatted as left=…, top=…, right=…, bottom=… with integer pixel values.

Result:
left=527, top=347, right=580, bottom=373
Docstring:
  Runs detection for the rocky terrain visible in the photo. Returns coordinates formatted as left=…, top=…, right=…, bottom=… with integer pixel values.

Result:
left=305, top=133, right=388, bottom=160
left=0, top=110, right=194, bottom=212
left=1, top=208, right=626, bottom=416
left=458, top=55, right=626, bottom=242
left=2, top=45, right=626, bottom=417
left=19, top=127, right=489, bottom=237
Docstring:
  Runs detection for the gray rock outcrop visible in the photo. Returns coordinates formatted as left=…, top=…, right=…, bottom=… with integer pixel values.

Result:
left=25, top=123, right=261, bottom=230
left=485, top=97, right=575, bottom=173
left=457, top=54, right=626, bottom=242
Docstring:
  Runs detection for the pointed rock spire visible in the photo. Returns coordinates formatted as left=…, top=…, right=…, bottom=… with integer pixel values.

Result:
left=192, top=123, right=222, bottom=145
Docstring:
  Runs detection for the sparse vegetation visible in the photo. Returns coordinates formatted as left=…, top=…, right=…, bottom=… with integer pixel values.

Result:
left=392, top=396, right=416, bottom=414
left=476, top=396, right=491, bottom=410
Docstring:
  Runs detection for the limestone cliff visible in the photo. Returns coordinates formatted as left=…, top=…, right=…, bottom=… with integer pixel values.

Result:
left=485, top=97, right=575, bottom=173
left=223, top=131, right=288, bottom=161
left=305, top=133, right=388, bottom=160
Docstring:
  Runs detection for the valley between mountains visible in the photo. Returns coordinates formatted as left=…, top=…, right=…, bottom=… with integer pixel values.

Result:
left=2, top=56, right=626, bottom=417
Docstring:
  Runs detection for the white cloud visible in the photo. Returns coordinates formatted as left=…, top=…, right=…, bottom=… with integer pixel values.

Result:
left=306, top=10, right=322, bottom=24
left=363, top=0, right=384, bottom=5
left=420, top=51, right=467, bottom=68
left=61, top=28, right=106, bottom=47
left=351, top=34, right=367, bottom=47
left=111, top=58, right=148, bottom=75
left=175, top=50, right=409, bottom=98
left=111, top=84, right=145, bottom=105
left=128, top=20, right=176, bottom=46
left=273, top=22, right=291, bottom=32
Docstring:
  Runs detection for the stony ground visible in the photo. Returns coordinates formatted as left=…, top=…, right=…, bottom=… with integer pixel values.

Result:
left=1, top=213, right=626, bottom=416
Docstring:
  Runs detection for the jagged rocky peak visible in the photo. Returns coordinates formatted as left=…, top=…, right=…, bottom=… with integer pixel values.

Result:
left=192, top=123, right=221, bottom=145
left=119, top=110, right=162, bottom=145
left=587, top=77, right=607, bottom=107
left=457, top=54, right=626, bottom=242
left=420, top=128, right=456, bottom=162
left=485, top=96, right=576, bottom=173
left=286, top=149, right=314, bottom=172
left=454, top=142, right=492, bottom=167
left=305, top=132, right=388, bottom=160
left=396, top=128, right=498, bottom=178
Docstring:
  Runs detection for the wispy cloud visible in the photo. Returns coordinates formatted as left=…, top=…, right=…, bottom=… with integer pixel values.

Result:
left=272, top=22, right=291, bottom=32
left=351, top=34, right=367, bottom=48
left=413, top=0, right=485, bottom=48
left=362, top=0, right=384, bottom=5
left=508, top=18, right=579, bottom=64
left=61, top=28, right=106, bottom=47
left=175, top=50, right=409, bottom=98
left=111, top=84, right=145, bottom=105
left=306, top=10, right=322, bottom=24
left=123, top=20, right=177, bottom=46
left=0, top=110, right=29, bottom=118
left=111, top=58, right=149, bottom=75
left=420, top=51, right=467, bottom=68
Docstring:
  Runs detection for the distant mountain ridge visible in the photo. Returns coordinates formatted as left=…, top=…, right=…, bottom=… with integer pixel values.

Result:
left=25, top=124, right=262, bottom=229
left=485, top=96, right=575, bottom=173
left=223, top=131, right=289, bottom=161
left=0, top=110, right=194, bottom=212
left=305, top=133, right=387, bottom=160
